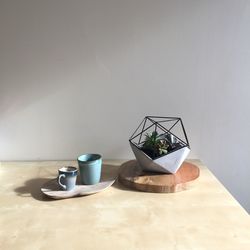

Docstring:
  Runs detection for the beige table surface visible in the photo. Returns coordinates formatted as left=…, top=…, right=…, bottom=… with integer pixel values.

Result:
left=0, top=159, right=249, bottom=250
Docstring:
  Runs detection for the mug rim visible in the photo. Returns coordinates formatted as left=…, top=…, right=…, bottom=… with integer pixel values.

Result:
left=77, top=153, right=102, bottom=163
left=59, top=166, right=78, bottom=173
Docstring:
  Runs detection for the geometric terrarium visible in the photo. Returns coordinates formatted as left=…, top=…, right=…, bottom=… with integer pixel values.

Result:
left=129, top=116, right=190, bottom=174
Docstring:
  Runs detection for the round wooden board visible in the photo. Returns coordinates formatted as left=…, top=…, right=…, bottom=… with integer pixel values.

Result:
left=118, top=160, right=200, bottom=193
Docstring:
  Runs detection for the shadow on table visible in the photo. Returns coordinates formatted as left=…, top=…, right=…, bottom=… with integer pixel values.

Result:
left=105, top=163, right=138, bottom=192
left=14, top=162, right=134, bottom=201
left=101, top=164, right=136, bottom=192
left=14, top=178, right=55, bottom=202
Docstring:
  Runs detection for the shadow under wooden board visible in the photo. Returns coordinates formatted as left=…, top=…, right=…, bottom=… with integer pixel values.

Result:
left=118, top=160, right=200, bottom=193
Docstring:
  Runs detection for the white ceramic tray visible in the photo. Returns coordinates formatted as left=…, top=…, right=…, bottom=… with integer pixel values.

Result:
left=41, top=178, right=116, bottom=199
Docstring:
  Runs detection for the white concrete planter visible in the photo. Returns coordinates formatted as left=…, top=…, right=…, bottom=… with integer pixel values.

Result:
left=130, top=141, right=190, bottom=174
left=129, top=116, right=190, bottom=174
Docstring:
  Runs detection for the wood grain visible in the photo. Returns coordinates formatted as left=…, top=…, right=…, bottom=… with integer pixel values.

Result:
left=118, top=160, right=199, bottom=193
left=2, top=160, right=250, bottom=250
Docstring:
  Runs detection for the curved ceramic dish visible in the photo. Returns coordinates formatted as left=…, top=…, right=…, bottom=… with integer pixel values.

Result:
left=41, top=178, right=116, bottom=199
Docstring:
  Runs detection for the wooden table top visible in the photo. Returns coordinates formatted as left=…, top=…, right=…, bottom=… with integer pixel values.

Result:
left=0, top=159, right=249, bottom=250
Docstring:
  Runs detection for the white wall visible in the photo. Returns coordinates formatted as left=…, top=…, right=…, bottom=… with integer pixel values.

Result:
left=0, top=0, right=249, bottom=212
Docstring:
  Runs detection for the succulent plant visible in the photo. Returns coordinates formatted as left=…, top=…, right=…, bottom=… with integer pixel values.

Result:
left=141, top=131, right=169, bottom=159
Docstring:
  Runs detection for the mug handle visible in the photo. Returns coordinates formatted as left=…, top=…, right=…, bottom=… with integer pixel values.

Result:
left=58, top=174, right=66, bottom=190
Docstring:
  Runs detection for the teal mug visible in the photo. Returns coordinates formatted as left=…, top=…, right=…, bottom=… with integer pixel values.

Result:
left=57, top=166, right=78, bottom=191
left=77, top=154, right=102, bottom=185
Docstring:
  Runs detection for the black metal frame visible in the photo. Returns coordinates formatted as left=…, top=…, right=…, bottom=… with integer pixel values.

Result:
left=129, top=116, right=190, bottom=159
